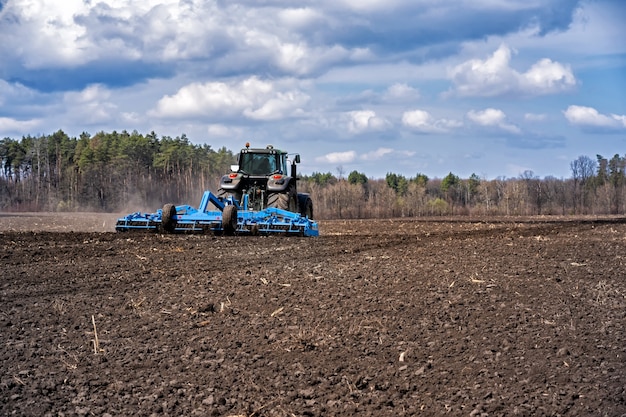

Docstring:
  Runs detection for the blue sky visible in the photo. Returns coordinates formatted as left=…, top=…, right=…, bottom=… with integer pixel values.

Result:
left=0, top=0, right=625, bottom=180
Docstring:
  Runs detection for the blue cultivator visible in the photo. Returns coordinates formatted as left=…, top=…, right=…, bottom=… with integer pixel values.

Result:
left=115, top=190, right=319, bottom=237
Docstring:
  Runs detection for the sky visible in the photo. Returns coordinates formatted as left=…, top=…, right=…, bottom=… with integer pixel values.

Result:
left=0, top=0, right=625, bottom=180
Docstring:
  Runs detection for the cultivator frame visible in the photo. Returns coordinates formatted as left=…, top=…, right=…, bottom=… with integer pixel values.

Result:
left=115, top=190, right=319, bottom=236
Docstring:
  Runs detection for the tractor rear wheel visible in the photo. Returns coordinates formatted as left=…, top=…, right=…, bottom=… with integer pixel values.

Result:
left=300, top=197, right=313, bottom=219
left=222, top=205, right=238, bottom=235
left=161, top=203, right=177, bottom=233
left=217, top=188, right=242, bottom=205
left=268, top=185, right=297, bottom=212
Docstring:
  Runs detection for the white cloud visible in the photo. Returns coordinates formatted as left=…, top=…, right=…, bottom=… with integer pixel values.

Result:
left=153, top=80, right=256, bottom=118
left=0, top=80, right=37, bottom=106
left=316, top=151, right=357, bottom=164
left=505, top=1, right=626, bottom=58
left=277, top=42, right=310, bottom=73
left=63, top=84, right=117, bottom=124
left=234, top=21, right=351, bottom=76
left=152, top=77, right=309, bottom=121
left=0, top=117, right=41, bottom=134
left=467, top=108, right=521, bottom=134
left=402, top=110, right=433, bottom=131
left=521, top=58, right=576, bottom=94
left=0, top=0, right=170, bottom=67
left=449, top=44, right=576, bottom=97
left=277, top=8, right=324, bottom=29
left=64, top=84, right=111, bottom=104
left=448, top=44, right=518, bottom=97
left=207, top=124, right=244, bottom=137
left=0, top=0, right=351, bottom=76
left=121, top=112, right=141, bottom=124
left=244, top=91, right=310, bottom=121
left=402, top=109, right=462, bottom=133
left=275, top=43, right=351, bottom=76
left=4, top=0, right=91, bottom=67
left=361, top=147, right=394, bottom=161
left=346, top=110, right=390, bottom=134
left=467, top=108, right=506, bottom=126
left=564, top=105, right=626, bottom=132
left=316, top=147, right=415, bottom=167
left=337, top=0, right=402, bottom=12
left=384, top=83, right=420, bottom=101
left=525, top=113, right=547, bottom=122
left=614, top=114, right=626, bottom=126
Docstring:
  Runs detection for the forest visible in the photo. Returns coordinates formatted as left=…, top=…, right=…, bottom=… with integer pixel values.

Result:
left=1, top=130, right=625, bottom=219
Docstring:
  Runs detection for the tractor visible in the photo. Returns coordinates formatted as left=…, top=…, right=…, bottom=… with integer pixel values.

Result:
left=218, top=143, right=314, bottom=219
left=115, top=143, right=318, bottom=236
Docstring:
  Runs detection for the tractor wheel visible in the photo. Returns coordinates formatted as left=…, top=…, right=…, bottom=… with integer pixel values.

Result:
left=217, top=188, right=242, bottom=205
left=222, top=205, right=238, bottom=235
left=161, top=203, right=177, bottom=233
left=300, top=197, right=314, bottom=219
left=268, top=185, right=297, bottom=212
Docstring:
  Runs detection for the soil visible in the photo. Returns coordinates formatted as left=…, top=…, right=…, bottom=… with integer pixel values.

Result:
left=1, top=213, right=625, bottom=416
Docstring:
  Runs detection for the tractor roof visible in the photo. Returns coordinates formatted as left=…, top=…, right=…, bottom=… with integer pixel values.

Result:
left=241, top=143, right=286, bottom=154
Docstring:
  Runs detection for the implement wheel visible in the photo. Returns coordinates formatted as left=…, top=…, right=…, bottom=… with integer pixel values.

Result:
left=222, top=205, right=238, bottom=236
left=161, top=203, right=177, bottom=233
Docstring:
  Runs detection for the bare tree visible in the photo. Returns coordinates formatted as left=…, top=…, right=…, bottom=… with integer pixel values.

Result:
left=570, top=155, right=596, bottom=214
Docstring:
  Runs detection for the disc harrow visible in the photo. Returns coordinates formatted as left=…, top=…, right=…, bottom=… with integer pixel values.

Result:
left=115, top=190, right=319, bottom=237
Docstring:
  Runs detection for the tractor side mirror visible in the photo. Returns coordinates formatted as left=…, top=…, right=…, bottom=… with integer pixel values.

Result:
left=293, top=154, right=300, bottom=164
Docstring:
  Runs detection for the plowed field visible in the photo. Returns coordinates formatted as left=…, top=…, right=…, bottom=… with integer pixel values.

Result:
left=1, top=214, right=625, bottom=416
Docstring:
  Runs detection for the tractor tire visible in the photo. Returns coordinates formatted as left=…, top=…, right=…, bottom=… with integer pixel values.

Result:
left=217, top=188, right=242, bottom=205
left=268, top=185, right=297, bottom=212
left=222, top=205, right=238, bottom=235
left=300, top=197, right=314, bottom=219
left=161, top=203, right=177, bottom=233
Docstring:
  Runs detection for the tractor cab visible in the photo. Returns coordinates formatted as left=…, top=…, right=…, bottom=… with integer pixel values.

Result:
left=236, top=145, right=286, bottom=176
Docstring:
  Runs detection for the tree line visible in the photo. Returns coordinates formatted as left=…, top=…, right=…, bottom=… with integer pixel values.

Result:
left=1, top=131, right=626, bottom=219
left=0, top=130, right=234, bottom=212
left=302, top=154, right=626, bottom=219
